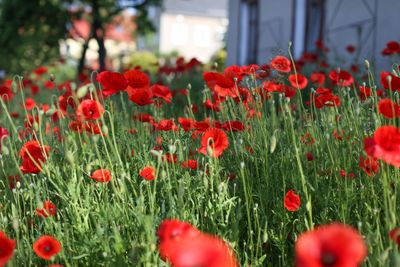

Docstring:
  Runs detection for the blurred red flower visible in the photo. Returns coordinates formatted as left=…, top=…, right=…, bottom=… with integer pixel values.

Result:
left=284, top=190, right=301, bottom=212
left=90, top=169, right=112, bottom=183
left=389, top=227, right=400, bottom=246
left=271, top=56, right=291, bottom=73
left=151, top=84, right=173, bottom=103
left=198, top=128, right=229, bottom=158
left=157, top=219, right=238, bottom=267
left=0, top=231, right=16, bottom=266
left=76, top=99, right=105, bottom=120
left=364, top=125, right=400, bottom=167
left=97, top=71, right=127, bottom=97
left=381, top=71, right=400, bottom=91
left=378, top=98, right=400, bottom=118
left=124, top=69, right=150, bottom=91
left=295, top=223, right=367, bottom=267
left=358, top=156, right=379, bottom=177
left=140, top=166, right=156, bottom=181
left=329, top=70, right=354, bottom=87
left=310, top=72, right=326, bottom=86
left=19, top=140, right=50, bottom=174
left=36, top=200, right=57, bottom=218
left=289, top=74, right=308, bottom=89
left=182, top=159, right=198, bottom=170
left=0, top=84, right=13, bottom=101
left=33, top=235, right=61, bottom=260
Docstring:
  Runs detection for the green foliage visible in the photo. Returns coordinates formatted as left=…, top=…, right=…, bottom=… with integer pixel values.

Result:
left=1, top=58, right=400, bottom=266
left=0, top=0, right=163, bottom=75
left=0, top=0, right=71, bottom=74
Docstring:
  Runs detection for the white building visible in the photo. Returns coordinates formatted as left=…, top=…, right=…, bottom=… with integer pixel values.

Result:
left=227, top=0, right=400, bottom=71
left=146, top=0, right=228, bottom=62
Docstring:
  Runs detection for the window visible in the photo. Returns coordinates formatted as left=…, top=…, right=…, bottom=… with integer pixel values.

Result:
left=304, top=0, right=325, bottom=52
left=238, top=0, right=259, bottom=65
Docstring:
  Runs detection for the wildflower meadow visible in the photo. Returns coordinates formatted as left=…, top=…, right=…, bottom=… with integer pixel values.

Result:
left=1, top=40, right=400, bottom=266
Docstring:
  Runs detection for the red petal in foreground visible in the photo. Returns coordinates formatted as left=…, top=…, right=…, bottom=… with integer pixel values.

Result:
left=0, top=231, right=16, bottom=266
left=158, top=219, right=238, bottom=267
left=295, top=223, right=367, bottom=267
left=364, top=125, right=400, bottom=167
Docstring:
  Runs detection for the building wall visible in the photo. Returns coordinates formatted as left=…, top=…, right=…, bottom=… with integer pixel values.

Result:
left=226, top=0, right=241, bottom=65
left=163, top=0, right=227, bottom=18
left=257, top=0, right=294, bottom=64
left=159, top=13, right=227, bottom=62
left=226, top=0, right=294, bottom=66
left=227, top=0, right=400, bottom=71
left=324, top=0, right=400, bottom=72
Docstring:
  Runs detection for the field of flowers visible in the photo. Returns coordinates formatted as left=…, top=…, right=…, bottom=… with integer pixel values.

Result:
left=1, top=41, right=400, bottom=267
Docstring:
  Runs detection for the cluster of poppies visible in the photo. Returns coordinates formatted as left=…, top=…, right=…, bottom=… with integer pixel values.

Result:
left=2, top=39, right=400, bottom=266
left=0, top=232, right=61, bottom=266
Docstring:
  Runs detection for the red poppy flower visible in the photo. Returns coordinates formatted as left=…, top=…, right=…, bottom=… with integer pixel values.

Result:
left=306, top=152, right=314, bottom=161
left=33, top=235, right=61, bottom=260
left=36, top=200, right=57, bottom=218
left=271, top=56, right=291, bottom=73
left=97, top=71, right=128, bottom=97
left=295, top=223, right=367, bottom=267
left=0, top=85, right=13, bottom=101
left=364, top=125, right=400, bottom=167
left=178, top=117, right=194, bottom=132
left=359, top=86, right=372, bottom=101
left=127, top=87, right=154, bottom=106
left=140, top=166, right=156, bottom=181
left=124, top=69, right=150, bottom=90
left=33, top=66, right=48, bottom=75
left=157, top=219, right=238, bottom=267
left=151, top=84, right=173, bottom=103
left=221, top=121, right=245, bottom=132
left=182, top=159, right=198, bottom=170
left=20, top=140, right=51, bottom=174
left=133, top=113, right=154, bottom=123
left=389, top=227, right=400, bottom=246
left=329, top=70, right=354, bottom=87
left=381, top=72, right=400, bottom=91
left=358, top=156, right=379, bottom=177
left=90, top=169, right=111, bottom=183
left=284, top=190, right=301, bottom=212
left=346, top=45, right=356, bottom=53
left=154, top=119, right=176, bottom=131
left=0, top=231, right=16, bottom=266
left=76, top=99, right=105, bottom=120
left=289, top=73, right=308, bottom=89
left=44, top=81, right=55, bottom=90
left=381, top=41, right=400, bottom=56
left=378, top=98, right=400, bottom=118
left=310, top=72, right=326, bottom=86
left=24, top=98, right=37, bottom=110
left=198, top=128, right=229, bottom=158
left=203, top=72, right=237, bottom=98
left=314, top=90, right=341, bottom=109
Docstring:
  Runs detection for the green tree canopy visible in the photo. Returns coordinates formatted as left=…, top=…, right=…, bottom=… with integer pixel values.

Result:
left=0, top=0, right=162, bottom=75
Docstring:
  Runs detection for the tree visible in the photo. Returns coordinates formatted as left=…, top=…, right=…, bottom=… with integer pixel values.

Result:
left=0, top=0, right=162, bottom=75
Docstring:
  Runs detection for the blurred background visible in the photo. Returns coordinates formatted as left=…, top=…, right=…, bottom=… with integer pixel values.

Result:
left=0, top=0, right=399, bottom=78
